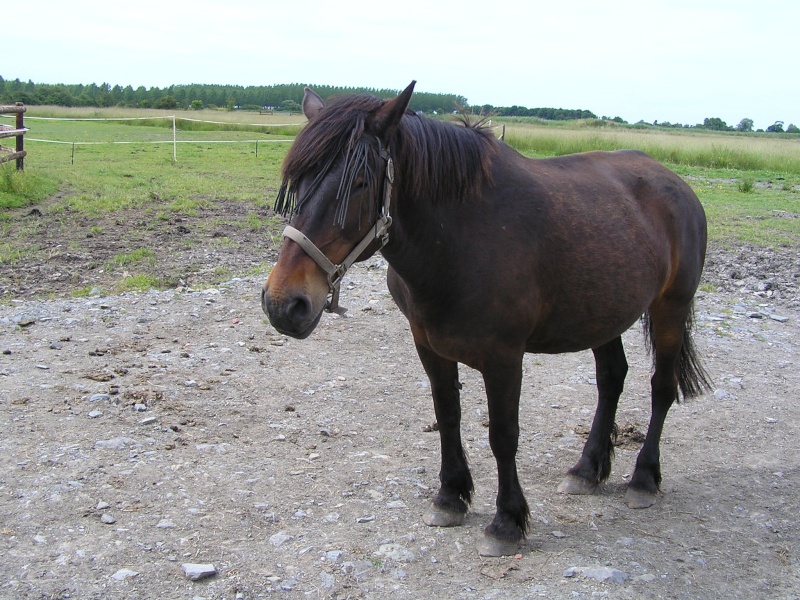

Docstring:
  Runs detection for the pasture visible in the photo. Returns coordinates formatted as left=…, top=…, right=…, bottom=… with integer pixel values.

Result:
left=0, top=107, right=799, bottom=598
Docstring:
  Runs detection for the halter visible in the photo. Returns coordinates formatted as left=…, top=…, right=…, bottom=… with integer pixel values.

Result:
left=281, top=142, right=394, bottom=315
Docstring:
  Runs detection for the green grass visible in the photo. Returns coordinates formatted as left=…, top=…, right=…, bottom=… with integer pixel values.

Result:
left=692, top=179, right=800, bottom=246
left=6, top=118, right=290, bottom=217
left=503, top=120, right=800, bottom=173
left=113, top=273, right=169, bottom=293
left=0, top=163, right=60, bottom=210
left=106, top=247, right=156, bottom=269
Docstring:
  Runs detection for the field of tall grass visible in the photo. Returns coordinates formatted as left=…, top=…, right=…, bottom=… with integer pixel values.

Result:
left=502, top=119, right=800, bottom=174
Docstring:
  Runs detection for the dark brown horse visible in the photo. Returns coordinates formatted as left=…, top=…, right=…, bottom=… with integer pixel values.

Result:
left=262, top=82, right=711, bottom=556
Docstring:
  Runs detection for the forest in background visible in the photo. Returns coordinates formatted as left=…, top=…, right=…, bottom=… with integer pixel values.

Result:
left=0, top=77, right=597, bottom=121
left=1, top=76, right=796, bottom=132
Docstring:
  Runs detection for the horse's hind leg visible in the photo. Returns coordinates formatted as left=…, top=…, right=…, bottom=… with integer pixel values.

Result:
left=415, top=343, right=474, bottom=527
left=625, top=303, right=688, bottom=508
left=559, top=336, right=628, bottom=495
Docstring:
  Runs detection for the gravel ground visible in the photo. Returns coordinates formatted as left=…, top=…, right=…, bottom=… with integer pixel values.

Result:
left=1, top=239, right=799, bottom=599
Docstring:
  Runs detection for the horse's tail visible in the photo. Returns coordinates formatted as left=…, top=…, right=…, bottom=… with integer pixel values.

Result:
left=641, top=306, right=713, bottom=401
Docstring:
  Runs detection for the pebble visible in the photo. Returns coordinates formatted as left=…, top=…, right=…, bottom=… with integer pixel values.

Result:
left=713, top=389, right=736, bottom=400
left=376, top=543, right=416, bottom=562
left=356, top=515, right=375, bottom=523
left=111, top=568, right=139, bottom=581
left=88, top=410, right=103, bottom=419
left=320, top=572, right=336, bottom=590
left=269, top=532, right=293, bottom=547
left=564, top=566, right=629, bottom=584
left=100, top=514, right=117, bottom=524
left=95, top=437, right=136, bottom=449
left=156, top=519, right=176, bottom=529
left=90, top=393, right=111, bottom=403
left=181, top=563, right=217, bottom=581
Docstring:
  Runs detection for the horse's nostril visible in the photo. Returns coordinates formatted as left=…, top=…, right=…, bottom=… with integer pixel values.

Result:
left=261, top=287, right=270, bottom=314
left=288, top=295, right=312, bottom=321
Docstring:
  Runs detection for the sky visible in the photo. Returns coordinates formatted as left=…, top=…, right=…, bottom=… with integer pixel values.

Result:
left=6, top=0, right=798, bottom=130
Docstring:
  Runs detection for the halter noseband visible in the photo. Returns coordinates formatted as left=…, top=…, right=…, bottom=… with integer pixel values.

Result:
left=281, top=142, right=394, bottom=315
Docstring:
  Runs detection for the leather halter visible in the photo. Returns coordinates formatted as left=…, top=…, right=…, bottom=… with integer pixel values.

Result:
left=282, top=142, right=394, bottom=315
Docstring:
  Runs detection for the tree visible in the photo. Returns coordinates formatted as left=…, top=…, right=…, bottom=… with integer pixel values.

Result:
left=736, top=118, right=754, bottom=132
left=787, top=124, right=800, bottom=134
left=156, top=95, right=177, bottom=109
left=766, top=121, right=785, bottom=133
left=702, top=117, right=729, bottom=131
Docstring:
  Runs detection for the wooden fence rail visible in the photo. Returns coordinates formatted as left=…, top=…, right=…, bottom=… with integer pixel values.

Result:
left=0, top=102, right=27, bottom=170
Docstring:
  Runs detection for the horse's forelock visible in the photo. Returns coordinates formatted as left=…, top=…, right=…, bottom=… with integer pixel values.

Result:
left=275, top=92, right=498, bottom=216
left=276, top=94, right=383, bottom=216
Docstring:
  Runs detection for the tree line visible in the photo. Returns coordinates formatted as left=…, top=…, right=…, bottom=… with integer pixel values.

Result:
left=0, top=76, right=597, bottom=120
left=645, top=116, right=798, bottom=134
left=0, top=77, right=470, bottom=114
left=1, top=77, right=796, bottom=131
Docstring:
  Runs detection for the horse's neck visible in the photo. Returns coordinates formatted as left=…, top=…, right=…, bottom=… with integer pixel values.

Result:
left=380, top=196, right=456, bottom=290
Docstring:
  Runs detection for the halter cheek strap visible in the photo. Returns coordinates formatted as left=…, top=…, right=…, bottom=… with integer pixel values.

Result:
left=282, top=149, right=394, bottom=315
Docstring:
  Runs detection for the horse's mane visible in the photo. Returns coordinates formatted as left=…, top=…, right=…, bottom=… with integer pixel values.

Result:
left=275, top=92, right=498, bottom=218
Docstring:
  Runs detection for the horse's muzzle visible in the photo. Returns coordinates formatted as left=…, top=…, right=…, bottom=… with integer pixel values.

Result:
left=261, top=286, right=323, bottom=340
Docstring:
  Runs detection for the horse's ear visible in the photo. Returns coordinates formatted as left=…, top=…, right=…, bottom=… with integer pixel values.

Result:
left=371, top=81, right=416, bottom=138
left=302, top=87, right=325, bottom=120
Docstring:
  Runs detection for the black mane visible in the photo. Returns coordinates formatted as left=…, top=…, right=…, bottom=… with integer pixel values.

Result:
left=275, top=92, right=498, bottom=218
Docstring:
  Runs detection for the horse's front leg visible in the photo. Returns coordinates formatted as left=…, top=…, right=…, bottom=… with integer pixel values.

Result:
left=414, top=342, right=474, bottom=527
left=480, top=356, right=530, bottom=556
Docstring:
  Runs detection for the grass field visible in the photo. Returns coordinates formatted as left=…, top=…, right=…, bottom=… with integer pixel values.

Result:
left=1, top=108, right=798, bottom=287
left=1, top=107, right=299, bottom=214
left=503, top=119, right=800, bottom=173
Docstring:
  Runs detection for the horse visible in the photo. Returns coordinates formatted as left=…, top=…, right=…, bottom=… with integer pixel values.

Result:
left=261, top=81, right=711, bottom=556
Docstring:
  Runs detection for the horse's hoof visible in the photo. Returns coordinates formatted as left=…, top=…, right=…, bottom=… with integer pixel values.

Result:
left=557, top=474, right=598, bottom=495
left=624, top=487, right=658, bottom=509
left=477, top=534, right=520, bottom=557
left=423, top=504, right=465, bottom=527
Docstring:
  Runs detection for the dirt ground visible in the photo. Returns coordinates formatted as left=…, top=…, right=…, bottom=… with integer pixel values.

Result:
left=1, top=199, right=799, bottom=599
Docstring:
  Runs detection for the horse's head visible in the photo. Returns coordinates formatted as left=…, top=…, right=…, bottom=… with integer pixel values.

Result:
left=262, top=82, right=415, bottom=338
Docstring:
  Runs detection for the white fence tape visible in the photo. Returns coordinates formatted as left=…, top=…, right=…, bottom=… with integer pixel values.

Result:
left=1, top=113, right=299, bottom=162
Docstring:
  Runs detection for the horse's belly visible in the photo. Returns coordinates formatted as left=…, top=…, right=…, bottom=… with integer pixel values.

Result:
left=525, top=310, right=643, bottom=354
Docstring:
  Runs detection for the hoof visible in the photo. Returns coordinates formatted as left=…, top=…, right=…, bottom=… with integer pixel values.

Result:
left=477, top=534, right=520, bottom=557
left=557, top=474, right=599, bottom=495
left=423, top=504, right=465, bottom=527
left=624, top=487, right=658, bottom=509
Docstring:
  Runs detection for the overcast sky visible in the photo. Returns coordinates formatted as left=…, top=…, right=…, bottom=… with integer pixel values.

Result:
left=6, top=0, right=798, bottom=130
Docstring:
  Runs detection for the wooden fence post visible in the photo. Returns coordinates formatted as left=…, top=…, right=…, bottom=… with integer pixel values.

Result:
left=0, top=102, right=27, bottom=170
left=15, top=102, right=25, bottom=170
